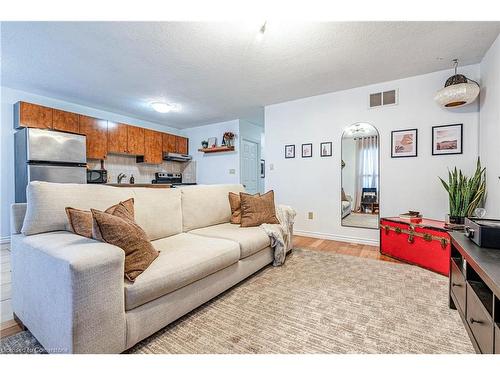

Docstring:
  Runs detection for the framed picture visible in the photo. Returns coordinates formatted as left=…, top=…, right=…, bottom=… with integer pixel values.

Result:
left=320, top=142, right=332, bottom=157
left=391, top=129, right=418, bottom=158
left=285, top=144, right=295, bottom=159
left=260, top=159, right=265, bottom=178
left=302, top=143, right=312, bottom=158
left=432, top=124, right=463, bottom=155
left=207, top=137, right=217, bottom=148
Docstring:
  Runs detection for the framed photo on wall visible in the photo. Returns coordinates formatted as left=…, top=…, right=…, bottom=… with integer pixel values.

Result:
left=285, top=144, right=295, bottom=159
left=320, top=142, right=333, bottom=157
left=302, top=143, right=313, bottom=158
left=391, top=129, right=418, bottom=158
left=432, top=124, right=463, bottom=155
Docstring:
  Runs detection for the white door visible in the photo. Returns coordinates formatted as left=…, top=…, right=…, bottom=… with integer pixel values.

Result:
left=241, top=139, right=259, bottom=194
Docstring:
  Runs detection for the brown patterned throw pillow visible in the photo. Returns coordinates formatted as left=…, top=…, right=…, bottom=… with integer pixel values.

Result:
left=91, top=208, right=159, bottom=282
left=240, top=190, right=280, bottom=227
left=65, top=198, right=134, bottom=238
left=228, top=192, right=259, bottom=224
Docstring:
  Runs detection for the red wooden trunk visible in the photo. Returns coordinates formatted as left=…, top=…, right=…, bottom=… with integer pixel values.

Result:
left=380, top=217, right=451, bottom=276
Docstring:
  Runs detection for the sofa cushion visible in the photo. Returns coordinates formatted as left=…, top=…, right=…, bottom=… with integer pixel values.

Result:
left=65, top=198, right=135, bottom=239
left=189, top=222, right=271, bottom=259
left=20, top=182, right=183, bottom=240
left=131, top=188, right=182, bottom=240
left=91, top=208, right=159, bottom=282
left=124, top=233, right=240, bottom=310
left=179, top=184, right=245, bottom=231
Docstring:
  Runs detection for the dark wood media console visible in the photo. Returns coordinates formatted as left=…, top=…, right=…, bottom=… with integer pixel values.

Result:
left=449, top=232, right=500, bottom=354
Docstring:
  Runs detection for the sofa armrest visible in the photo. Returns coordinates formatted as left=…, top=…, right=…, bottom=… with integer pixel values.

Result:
left=11, top=231, right=126, bottom=353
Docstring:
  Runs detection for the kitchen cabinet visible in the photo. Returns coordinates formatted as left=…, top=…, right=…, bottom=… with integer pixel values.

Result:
left=127, top=126, right=145, bottom=155
left=14, top=102, right=53, bottom=129
left=53, top=109, right=79, bottom=133
left=176, top=136, right=189, bottom=154
left=163, top=133, right=188, bottom=154
left=79, top=115, right=108, bottom=160
left=140, top=129, right=163, bottom=164
left=107, top=122, right=128, bottom=154
left=162, top=133, right=177, bottom=153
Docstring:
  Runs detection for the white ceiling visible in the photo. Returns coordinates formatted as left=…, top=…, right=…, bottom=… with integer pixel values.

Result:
left=2, top=21, right=499, bottom=129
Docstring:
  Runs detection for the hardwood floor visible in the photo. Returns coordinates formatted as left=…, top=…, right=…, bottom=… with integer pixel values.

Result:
left=0, top=235, right=397, bottom=339
left=293, top=235, right=399, bottom=263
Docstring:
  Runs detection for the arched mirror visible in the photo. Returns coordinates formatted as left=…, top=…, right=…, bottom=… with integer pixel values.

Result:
left=341, top=123, right=380, bottom=229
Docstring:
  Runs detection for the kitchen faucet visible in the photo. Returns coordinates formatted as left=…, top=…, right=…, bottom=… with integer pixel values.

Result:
left=117, top=173, right=127, bottom=184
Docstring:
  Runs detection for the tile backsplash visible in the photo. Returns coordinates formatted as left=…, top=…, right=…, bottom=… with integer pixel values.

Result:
left=88, top=154, right=196, bottom=184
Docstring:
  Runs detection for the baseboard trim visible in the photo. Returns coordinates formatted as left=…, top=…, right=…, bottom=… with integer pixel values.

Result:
left=0, top=236, right=11, bottom=245
left=294, top=230, right=379, bottom=246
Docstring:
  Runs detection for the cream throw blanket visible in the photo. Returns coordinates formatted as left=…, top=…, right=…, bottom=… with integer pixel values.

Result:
left=261, top=205, right=296, bottom=266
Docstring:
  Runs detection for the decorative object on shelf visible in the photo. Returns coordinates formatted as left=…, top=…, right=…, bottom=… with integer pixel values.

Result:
left=129, top=174, right=135, bottom=184
left=434, top=59, right=480, bottom=108
left=208, top=137, right=217, bottom=148
left=391, top=129, right=418, bottom=158
left=284, top=144, right=295, bottom=159
left=260, top=159, right=265, bottom=178
left=432, top=123, right=463, bottom=155
left=201, top=140, right=208, bottom=149
left=222, top=132, right=235, bottom=147
left=301, top=143, right=312, bottom=158
left=320, top=142, right=332, bottom=157
left=399, top=211, right=423, bottom=223
left=439, top=157, right=486, bottom=225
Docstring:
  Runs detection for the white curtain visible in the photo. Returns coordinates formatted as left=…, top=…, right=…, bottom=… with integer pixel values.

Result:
left=354, top=135, right=379, bottom=211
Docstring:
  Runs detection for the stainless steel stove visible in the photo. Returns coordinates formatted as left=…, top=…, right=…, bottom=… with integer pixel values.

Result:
left=152, top=172, right=196, bottom=187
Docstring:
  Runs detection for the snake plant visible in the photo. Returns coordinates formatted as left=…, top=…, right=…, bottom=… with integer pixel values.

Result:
left=439, top=158, right=486, bottom=218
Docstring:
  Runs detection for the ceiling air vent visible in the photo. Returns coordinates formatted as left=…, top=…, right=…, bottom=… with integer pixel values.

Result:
left=369, top=89, right=398, bottom=108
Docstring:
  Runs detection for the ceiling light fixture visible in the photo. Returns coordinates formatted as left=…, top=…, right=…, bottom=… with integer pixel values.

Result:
left=151, top=102, right=176, bottom=113
left=434, top=59, right=480, bottom=108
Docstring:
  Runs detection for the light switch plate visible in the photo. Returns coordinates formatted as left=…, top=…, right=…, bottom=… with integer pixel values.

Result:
left=229, top=169, right=236, bottom=174
left=270, top=164, right=274, bottom=171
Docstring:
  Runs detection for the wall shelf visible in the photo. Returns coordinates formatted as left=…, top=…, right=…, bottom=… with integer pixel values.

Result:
left=198, top=146, right=235, bottom=153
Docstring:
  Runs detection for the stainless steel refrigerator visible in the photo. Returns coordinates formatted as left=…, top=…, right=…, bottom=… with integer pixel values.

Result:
left=15, top=128, right=87, bottom=202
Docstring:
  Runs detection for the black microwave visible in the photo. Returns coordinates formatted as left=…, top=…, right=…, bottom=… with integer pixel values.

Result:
left=87, top=169, right=107, bottom=184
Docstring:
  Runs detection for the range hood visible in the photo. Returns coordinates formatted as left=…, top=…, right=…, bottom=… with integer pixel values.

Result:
left=163, top=152, right=192, bottom=162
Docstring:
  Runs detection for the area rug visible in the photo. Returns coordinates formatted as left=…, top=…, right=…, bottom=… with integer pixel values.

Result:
left=0, top=249, right=474, bottom=354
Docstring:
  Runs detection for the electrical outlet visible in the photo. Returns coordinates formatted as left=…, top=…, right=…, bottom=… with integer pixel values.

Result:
left=308, top=212, right=314, bottom=220
left=229, top=169, right=236, bottom=175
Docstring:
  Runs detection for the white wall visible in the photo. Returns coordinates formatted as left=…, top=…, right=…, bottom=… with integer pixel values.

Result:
left=183, top=120, right=240, bottom=185
left=480, top=34, right=500, bottom=218
left=265, top=65, right=480, bottom=245
left=0, top=86, right=181, bottom=240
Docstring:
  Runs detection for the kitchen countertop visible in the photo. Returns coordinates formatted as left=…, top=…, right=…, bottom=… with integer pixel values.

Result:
left=105, top=183, right=171, bottom=188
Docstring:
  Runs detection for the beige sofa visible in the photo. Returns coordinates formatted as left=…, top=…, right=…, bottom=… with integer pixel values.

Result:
left=10, top=182, right=293, bottom=354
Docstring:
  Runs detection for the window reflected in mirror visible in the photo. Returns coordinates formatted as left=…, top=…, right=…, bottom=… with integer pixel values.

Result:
left=341, top=123, right=379, bottom=229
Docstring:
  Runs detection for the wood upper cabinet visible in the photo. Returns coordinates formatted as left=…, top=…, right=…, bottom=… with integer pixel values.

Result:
left=176, top=136, right=189, bottom=154
left=107, top=122, right=128, bottom=154
left=142, top=129, right=163, bottom=164
left=15, top=102, right=53, bottom=129
left=162, top=133, right=188, bottom=154
left=53, top=109, right=79, bottom=133
left=79, top=115, right=108, bottom=160
left=162, top=133, right=177, bottom=153
left=127, top=126, right=145, bottom=155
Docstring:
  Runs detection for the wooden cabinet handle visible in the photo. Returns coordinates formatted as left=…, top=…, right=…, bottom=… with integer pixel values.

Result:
left=469, top=317, right=482, bottom=325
